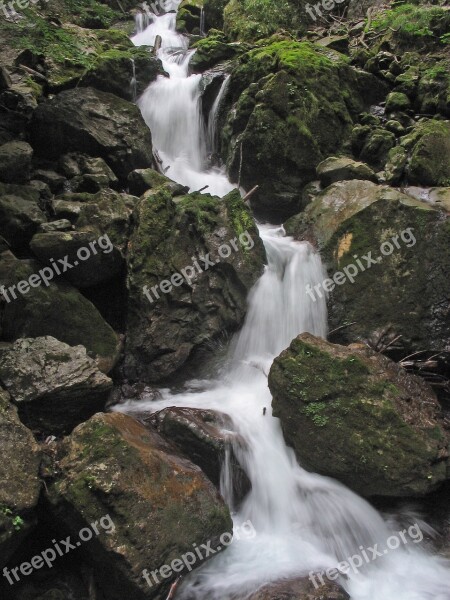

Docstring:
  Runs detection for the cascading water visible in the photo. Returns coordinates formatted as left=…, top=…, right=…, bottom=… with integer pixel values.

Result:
left=125, top=6, right=450, bottom=599
left=132, top=1, right=234, bottom=196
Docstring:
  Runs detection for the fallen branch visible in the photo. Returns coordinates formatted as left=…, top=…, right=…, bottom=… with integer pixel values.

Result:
left=196, top=185, right=209, bottom=193
left=18, top=64, right=48, bottom=83
left=153, top=35, right=162, bottom=55
left=328, top=322, right=357, bottom=336
left=242, top=185, right=259, bottom=202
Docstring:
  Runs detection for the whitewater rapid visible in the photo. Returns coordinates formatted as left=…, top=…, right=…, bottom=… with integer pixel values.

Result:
left=121, top=6, right=450, bottom=599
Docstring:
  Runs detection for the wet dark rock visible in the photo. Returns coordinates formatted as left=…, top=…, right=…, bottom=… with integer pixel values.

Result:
left=0, top=141, right=33, bottom=184
left=240, top=577, right=349, bottom=599
left=0, top=388, right=41, bottom=568
left=0, top=183, right=47, bottom=251
left=149, top=407, right=251, bottom=500
left=0, top=336, right=113, bottom=435
left=46, top=411, right=232, bottom=600
left=30, top=88, right=153, bottom=181
left=0, top=250, right=120, bottom=372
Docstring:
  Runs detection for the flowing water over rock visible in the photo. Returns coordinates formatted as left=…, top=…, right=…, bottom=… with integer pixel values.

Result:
left=124, top=6, right=450, bottom=600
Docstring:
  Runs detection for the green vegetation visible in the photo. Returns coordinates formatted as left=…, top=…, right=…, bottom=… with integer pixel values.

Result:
left=370, top=4, right=450, bottom=46
left=224, top=0, right=305, bottom=41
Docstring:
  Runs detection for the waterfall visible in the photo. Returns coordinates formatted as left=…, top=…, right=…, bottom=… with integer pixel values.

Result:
left=123, top=6, right=450, bottom=600
left=132, top=1, right=234, bottom=196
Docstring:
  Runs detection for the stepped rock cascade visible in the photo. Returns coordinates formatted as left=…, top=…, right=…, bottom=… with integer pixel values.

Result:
left=132, top=1, right=234, bottom=196
left=125, top=6, right=450, bottom=600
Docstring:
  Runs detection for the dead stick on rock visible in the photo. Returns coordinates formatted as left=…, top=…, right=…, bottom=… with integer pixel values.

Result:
left=18, top=64, right=48, bottom=83
left=328, top=322, right=357, bottom=336
left=197, top=185, right=209, bottom=193
left=242, top=185, right=259, bottom=202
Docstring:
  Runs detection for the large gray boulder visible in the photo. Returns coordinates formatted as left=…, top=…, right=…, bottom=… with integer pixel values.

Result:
left=30, top=88, right=153, bottom=181
left=0, top=183, right=46, bottom=251
left=0, top=337, right=113, bottom=434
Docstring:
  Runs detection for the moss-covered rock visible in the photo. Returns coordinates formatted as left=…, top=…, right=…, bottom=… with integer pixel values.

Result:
left=402, top=119, right=450, bottom=186
left=80, top=46, right=164, bottom=101
left=190, top=30, right=244, bottom=72
left=316, top=156, right=377, bottom=187
left=223, top=0, right=305, bottom=42
left=47, top=412, right=232, bottom=600
left=269, top=333, right=448, bottom=498
left=0, top=388, right=41, bottom=568
left=30, top=87, right=153, bottom=181
left=285, top=180, right=450, bottom=355
left=222, top=38, right=388, bottom=220
left=0, top=250, right=120, bottom=370
left=124, top=185, right=265, bottom=382
left=385, top=91, right=411, bottom=113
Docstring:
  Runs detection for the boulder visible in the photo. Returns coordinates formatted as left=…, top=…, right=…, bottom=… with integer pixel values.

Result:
left=47, top=412, right=232, bottom=600
left=402, top=120, right=450, bottom=187
left=316, top=157, right=377, bottom=187
left=30, top=88, right=153, bottom=181
left=30, top=230, right=124, bottom=288
left=80, top=47, right=163, bottom=101
left=0, top=183, right=47, bottom=251
left=0, top=337, right=113, bottom=434
left=127, top=167, right=188, bottom=197
left=242, top=577, right=348, bottom=599
left=149, top=407, right=251, bottom=499
left=269, top=333, right=448, bottom=498
left=0, top=251, right=120, bottom=371
left=51, top=189, right=136, bottom=253
left=124, top=186, right=265, bottom=382
left=385, top=91, right=411, bottom=113
left=223, top=39, right=388, bottom=220
left=285, top=181, right=450, bottom=355
left=0, top=388, right=41, bottom=567
left=0, top=141, right=33, bottom=184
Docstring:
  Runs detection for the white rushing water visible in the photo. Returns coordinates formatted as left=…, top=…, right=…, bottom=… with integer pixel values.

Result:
left=132, top=1, right=234, bottom=196
left=125, top=6, right=450, bottom=600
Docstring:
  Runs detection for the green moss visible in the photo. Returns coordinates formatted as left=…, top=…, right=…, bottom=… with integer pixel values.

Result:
left=224, top=0, right=305, bottom=41
left=370, top=4, right=450, bottom=46
left=178, top=193, right=221, bottom=235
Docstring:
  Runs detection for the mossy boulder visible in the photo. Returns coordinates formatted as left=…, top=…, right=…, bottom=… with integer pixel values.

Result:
left=316, top=156, right=377, bottom=187
left=0, top=337, right=112, bottom=435
left=0, top=388, right=41, bottom=568
left=285, top=180, right=450, bottom=355
left=177, top=0, right=204, bottom=33
left=30, top=87, right=153, bottom=181
left=190, top=30, right=243, bottom=72
left=0, top=250, right=120, bottom=370
left=124, top=185, right=265, bottom=382
left=47, top=412, right=232, bottom=600
left=402, top=119, right=450, bottom=186
left=222, top=39, right=388, bottom=220
left=80, top=47, right=164, bottom=101
left=269, top=333, right=448, bottom=498
left=385, top=91, right=411, bottom=113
